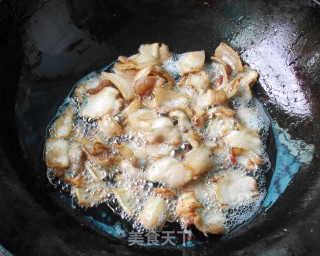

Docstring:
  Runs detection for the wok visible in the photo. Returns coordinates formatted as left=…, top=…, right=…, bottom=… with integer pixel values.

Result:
left=1, top=0, right=320, bottom=255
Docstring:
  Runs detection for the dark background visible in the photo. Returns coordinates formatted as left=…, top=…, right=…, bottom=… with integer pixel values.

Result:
left=1, top=0, right=320, bottom=255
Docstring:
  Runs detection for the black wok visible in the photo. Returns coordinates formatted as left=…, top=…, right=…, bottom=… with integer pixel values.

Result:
left=1, top=0, right=320, bottom=255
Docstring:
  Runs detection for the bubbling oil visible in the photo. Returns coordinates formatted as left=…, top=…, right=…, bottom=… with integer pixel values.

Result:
left=45, top=52, right=272, bottom=240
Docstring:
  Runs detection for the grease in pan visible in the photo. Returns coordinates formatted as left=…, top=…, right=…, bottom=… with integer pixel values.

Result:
left=45, top=42, right=271, bottom=236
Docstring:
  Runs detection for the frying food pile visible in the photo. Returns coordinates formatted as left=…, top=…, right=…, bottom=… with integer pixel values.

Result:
left=45, top=42, right=270, bottom=235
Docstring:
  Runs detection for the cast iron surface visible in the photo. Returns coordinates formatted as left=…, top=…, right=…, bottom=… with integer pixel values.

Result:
left=1, top=0, right=320, bottom=255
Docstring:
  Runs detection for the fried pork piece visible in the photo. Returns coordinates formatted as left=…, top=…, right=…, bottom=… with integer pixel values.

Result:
left=178, top=50, right=205, bottom=74
left=146, top=157, right=193, bottom=188
left=207, top=106, right=236, bottom=119
left=133, top=66, right=174, bottom=97
left=98, top=114, right=123, bottom=137
left=45, top=138, right=70, bottom=168
left=80, top=86, right=122, bottom=119
left=231, top=147, right=263, bottom=171
left=180, top=71, right=210, bottom=93
left=183, top=144, right=214, bottom=179
left=63, top=141, right=85, bottom=186
left=154, top=87, right=189, bottom=112
left=194, top=209, right=227, bottom=235
left=211, top=57, right=229, bottom=89
left=111, top=187, right=138, bottom=216
left=123, top=97, right=141, bottom=116
left=138, top=43, right=171, bottom=62
left=85, top=160, right=107, bottom=181
left=101, top=72, right=135, bottom=100
left=224, top=129, right=262, bottom=155
left=176, top=191, right=203, bottom=227
left=213, top=169, right=260, bottom=207
left=81, top=138, right=112, bottom=167
left=115, top=53, right=162, bottom=71
left=192, top=88, right=228, bottom=114
left=154, top=188, right=176, bottom=199
left=204, top=117, right=237, bottom=147
left=127, top=109, right=182, bottom=146
left=214, top=43, right=243, bottom=73
left=138, top=196, right=167, bottom=229
left=73, top=179, right=109, bottom=207
left=51, top=107, right=75, bottom=139
left=117, top=141, right=174, bottom=163
left=238, top=66, right=259, bottom=96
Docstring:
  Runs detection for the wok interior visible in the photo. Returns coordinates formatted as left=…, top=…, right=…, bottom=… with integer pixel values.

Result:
left=1, top=0, right=320, bottom=255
